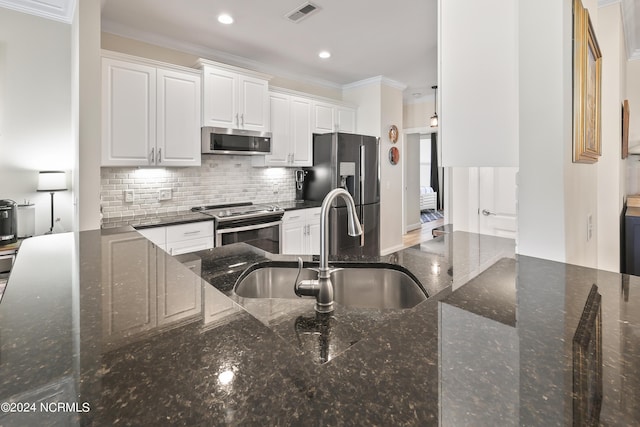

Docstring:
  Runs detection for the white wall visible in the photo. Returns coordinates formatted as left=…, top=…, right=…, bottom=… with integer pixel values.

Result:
left=76, top=0, right=102, bottom=231
left=439, top=0, right=518, bottom=167
left=0, top=8, right=74, bottom=235
left=597, top=3, right=627, bottom=272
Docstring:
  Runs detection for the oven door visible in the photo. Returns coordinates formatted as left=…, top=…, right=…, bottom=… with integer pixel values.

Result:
left=216, top=220, right=282, bottom=254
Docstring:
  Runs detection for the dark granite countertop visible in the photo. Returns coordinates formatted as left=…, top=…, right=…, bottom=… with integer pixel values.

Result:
left=272, top=200, right=323, bottom=211
left=101, top=200, right=320, bottom=230
left=0, top=230, right=638, bottom=425
left=101, top=210, right=213, bottom=229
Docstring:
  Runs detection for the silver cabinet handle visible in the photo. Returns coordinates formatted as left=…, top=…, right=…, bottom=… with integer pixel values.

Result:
left=183, top=230, right=201, bottom=236
left=150, top=148, right=155, bottom=164
left=236, top=113, right=239, bottom=127
left=241, top=113, right=244, bottom=127
left=158, top=148, right=162, bottom=163
left=482, top=209, right=496, bottom=216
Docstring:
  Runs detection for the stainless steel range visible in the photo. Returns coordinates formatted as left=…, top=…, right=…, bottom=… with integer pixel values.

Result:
left=192, top=203, right=284, bottom=253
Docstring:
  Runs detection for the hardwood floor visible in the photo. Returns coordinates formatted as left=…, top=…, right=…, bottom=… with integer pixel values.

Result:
left=402, top=218, right=445, bottom=249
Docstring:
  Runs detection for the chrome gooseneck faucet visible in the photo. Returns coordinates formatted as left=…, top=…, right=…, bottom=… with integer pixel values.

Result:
left=294, top=188, right=363, bottom=313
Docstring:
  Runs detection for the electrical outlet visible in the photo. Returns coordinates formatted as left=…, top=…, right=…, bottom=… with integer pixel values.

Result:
left=272, top=184, right=279, bottom=194
left=158, top=188, right=172, bottom=201
left=124, top=189, right=134, bottom=203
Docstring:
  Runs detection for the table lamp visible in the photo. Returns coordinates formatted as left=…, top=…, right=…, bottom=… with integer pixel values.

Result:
left=37, top=171, right=67, bottom=234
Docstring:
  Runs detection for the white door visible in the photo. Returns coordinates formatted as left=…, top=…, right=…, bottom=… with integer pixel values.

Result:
left=306, top=208, right=322, bottom=255
left=202, top=66, right=237, bottom=128
left=312, top=101, right=335, bottom=134
left=265, top=93, right=291, bottom=166
left=102, top=58, right=156, bottom=166
left=404, top=133, right=422, bottom=232
left=282, top=211, right=306, bottom=254
left=238, top=74, right=269, bottom=131
left=290, top=96, right=312, bottom=166
left=156, top=69, right=201, bottom=166
left=478, top=167, right=517, bottom=239
left=336, top=107, right=356, bottom=133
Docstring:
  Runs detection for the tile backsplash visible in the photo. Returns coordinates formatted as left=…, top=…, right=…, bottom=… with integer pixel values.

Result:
left=101, top=156, right=296, bottom=219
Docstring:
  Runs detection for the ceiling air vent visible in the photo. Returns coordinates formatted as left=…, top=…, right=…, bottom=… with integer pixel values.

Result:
left=285, top=2, right=320, bottom=23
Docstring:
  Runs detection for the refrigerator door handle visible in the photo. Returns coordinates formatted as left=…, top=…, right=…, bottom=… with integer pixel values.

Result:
left=360, top=144, right=366, bottom=247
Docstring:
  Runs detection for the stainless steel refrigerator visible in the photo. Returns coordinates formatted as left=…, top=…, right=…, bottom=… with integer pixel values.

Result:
left=303, top=132, right=380, bottom=256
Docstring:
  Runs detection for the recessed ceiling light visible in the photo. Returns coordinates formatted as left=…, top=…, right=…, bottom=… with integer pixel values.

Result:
left=218, top=14, right=234, bottom=24
left=318, top=51, right=331, bottom=59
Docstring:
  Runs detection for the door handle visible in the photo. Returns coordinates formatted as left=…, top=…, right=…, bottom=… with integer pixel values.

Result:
left=481, top=209, right=496, bottom=216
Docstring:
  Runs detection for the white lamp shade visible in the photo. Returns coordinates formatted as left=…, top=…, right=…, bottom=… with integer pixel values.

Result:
left=37, top=171, right=67, bottom=192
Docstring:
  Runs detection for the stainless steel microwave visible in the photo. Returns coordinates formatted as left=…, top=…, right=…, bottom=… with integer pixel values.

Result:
left=201, top=127, right=272, bottom=155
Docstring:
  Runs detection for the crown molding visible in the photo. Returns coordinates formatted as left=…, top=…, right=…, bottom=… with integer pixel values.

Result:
left=342, top=75, right=407, bottom=91
left=0, top=0, right=75, bottom=23
left=598, top=0, right=620, bottom=6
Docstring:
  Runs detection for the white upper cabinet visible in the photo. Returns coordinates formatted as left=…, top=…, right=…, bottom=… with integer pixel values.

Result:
left=102, top=59, right=156, bottom=166
left=199, top=60, right=270, bottom=132
left=254, top=91, right=312, bottom=167
left=102, top=54, right=201, bottom=167
left=336, top=106, right=357, bottom=133
left=156, top=69, right=202, bottom=166
left=312, top=100, right=357, bottom=134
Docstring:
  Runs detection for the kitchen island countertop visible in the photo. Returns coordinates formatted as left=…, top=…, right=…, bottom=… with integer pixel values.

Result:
left=0, top=229, right=638, bottom=426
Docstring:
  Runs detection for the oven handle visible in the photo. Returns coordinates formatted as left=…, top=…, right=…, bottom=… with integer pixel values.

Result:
left=216, top=220, right=282, bottom=234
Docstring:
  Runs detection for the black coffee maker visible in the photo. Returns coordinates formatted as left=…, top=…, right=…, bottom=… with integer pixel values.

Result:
left=0, top=200, right=17, bottom=246
left=295, top=170, right=307, bottom=202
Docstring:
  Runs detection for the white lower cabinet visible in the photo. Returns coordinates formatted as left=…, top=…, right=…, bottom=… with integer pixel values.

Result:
left=137, top=221, right=214, bottom=256
left=282, top=208, right=321, bottom=255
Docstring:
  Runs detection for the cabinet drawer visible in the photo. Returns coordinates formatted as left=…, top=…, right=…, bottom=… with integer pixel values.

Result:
left=283, top=211, right=305, bottom=224
left=166, top=221, right=213, bottom=243
left=166, top=236, right=214, bottom=256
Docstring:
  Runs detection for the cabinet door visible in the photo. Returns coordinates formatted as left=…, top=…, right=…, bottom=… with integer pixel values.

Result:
left=102, top=58, right=156, bottom=166
left=290, top=96, right=312, bottom=166
left=157, top=69, right=201, bottom=166
left=264, top=92, right=291, bottom=166
left=282, top=211, right=306, bottom=255
left=305, top=208, right=322, bottom=255
left=102, top=233, right=157, bottom=345
left=202, top=66, right=238, bottom=128
left=336, top=106, right=356, bottom=133
left=238, top=75, right=269, bottom=131
left=157, top=257, right=202, bottom=325
left=312, top=101, right=335, bottom=134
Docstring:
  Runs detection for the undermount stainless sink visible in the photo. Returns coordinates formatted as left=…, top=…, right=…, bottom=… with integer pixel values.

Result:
left=234, top=263, right=428, bottom=310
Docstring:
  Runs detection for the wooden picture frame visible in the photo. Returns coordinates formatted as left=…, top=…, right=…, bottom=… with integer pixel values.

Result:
left=622, top=100, right=630, bottom=159
left=573, top=0, right=602, bottom=164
